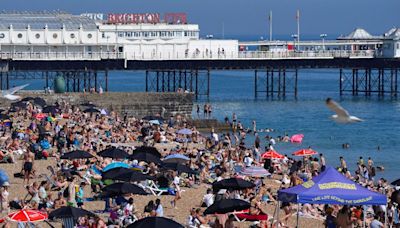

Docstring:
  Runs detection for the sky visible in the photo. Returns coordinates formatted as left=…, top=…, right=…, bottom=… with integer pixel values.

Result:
left=1, top=0, right=399, bottom=39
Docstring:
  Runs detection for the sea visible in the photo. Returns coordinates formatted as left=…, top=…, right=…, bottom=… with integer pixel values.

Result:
left=15, top=34, right=400, bottom=181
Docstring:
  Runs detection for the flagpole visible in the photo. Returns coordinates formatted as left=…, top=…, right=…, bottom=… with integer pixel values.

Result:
left=269, top=10, right=272, bottom=41
left=297, top=9, right=300, bottom=50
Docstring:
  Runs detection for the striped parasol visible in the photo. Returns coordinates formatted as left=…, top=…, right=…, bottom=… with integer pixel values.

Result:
left=240, top=166, right=270, bottom=177
left=6, top=209, right=48, bottom=222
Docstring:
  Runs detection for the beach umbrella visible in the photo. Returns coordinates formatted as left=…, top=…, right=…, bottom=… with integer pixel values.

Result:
left=109, top=170, right=154, bottom=182
left=42, top=105, right=58, bottom=114
left=392, top=179, right=400, bottom=186
left=292, top=148, right=318, bottom=156
left=0, top=169, right=9, bottom=186
left=162, top=162, right=197, bottom=174
left=204, top=199, right=250, bottom=215
left=100, top=182, right=148, bottom=197
left=60, top=150, right=94, bottom=159
left=32, top=97, right=46, bottom=107
left=290, top=134, right=304, bottom=143
left=261, top=150, right=285, bottom=159
left=212, top=178, right=255, bottom=191
left=133, top=146, right=161, bottom=158
left=142, top=116, right=164, bottom=122
left=0, top=109, right=5, bottom=113
left=176, top=128, right=192, bottom=135
left=127, top=217, right=184, bottom=228
left=102, top=167, right=154, bottom=182
left=7, top=209, right=47, bottom=222
left=11, top=101, right=27, bottom=108
left=163, top=154, right=190, bottom=164
left=0, top=113, right=10, bottom=120
left=103, top=162, right=131, bottom=172
left=241, top=166, right=270, bottom=177
left=80, top=102, right=97, bottom=108
left=98, top=147, right=129, bottom=159
left=391, top=190, right=400, bottom=204
left=83, top=107, right=100, bottom=113
left=130, top=152, right=162, bottom=165
left=49, top=206, right=96, bottom=220
left=21, top=97, right=34, bottom=102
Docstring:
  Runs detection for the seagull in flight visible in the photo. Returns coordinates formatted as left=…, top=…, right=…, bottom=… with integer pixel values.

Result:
left=1, top=84, right=29, bottom=101
left=325, top=98, right=363, bottom=123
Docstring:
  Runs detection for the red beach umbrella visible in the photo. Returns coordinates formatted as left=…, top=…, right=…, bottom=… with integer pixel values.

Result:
left=7, top=209, right=48, bottom=222
left=261, top=150, right=285, bottom=159
left=292, top=149, right=318, bottom=156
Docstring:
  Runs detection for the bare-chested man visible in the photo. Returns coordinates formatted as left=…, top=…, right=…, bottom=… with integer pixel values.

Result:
left=23, top=149, right=35, bottom=185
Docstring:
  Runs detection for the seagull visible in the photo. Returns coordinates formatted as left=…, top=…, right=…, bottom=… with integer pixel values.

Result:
left=1, top=84, right=29, bottom=101
left=325, top=98, right=363, bottom=123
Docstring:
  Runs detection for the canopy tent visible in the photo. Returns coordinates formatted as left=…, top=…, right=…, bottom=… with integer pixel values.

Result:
left=278, top=167, right=387, bottom=205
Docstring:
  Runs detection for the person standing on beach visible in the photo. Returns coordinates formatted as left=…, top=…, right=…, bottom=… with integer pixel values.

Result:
left=340, top=157, right=347, bottom=174
left=319, top=153, right=326, bottom=172
left=232, top=113, right=237, bottom=132
left=252, top=120, right=257, bottom=134
left=23, top=149, right=35, bottom=185
left=196, top=105, right=200, bottom=118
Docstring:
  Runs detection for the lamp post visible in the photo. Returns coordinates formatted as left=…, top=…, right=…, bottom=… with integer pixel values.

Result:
left=320, top=33, right=327, bottom=51
left=291, top=34, right=298, bottom=51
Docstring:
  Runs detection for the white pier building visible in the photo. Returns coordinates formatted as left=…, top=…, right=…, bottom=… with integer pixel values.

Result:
left=0, top=11, right=397, bottom=61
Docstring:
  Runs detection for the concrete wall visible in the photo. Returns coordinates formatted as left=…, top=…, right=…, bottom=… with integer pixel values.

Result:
left=5, top=92, right=194, bottom=118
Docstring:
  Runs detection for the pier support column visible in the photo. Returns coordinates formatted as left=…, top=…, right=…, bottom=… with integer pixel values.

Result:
left=254, top=70, right=258, bottom=98
left=94, top=71, right=98, bottom=92
left=105, top=69, right=109, bottom=92
left=254, top=68, right=297, bottom=98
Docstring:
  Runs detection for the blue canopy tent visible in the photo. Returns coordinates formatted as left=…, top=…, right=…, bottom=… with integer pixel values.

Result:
left=277, top=167, right=387, bottom=227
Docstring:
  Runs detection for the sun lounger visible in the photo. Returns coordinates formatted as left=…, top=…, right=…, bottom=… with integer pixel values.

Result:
left=145, top=180, right=169, bottom=196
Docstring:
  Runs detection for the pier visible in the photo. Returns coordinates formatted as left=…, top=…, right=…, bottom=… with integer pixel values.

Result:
left=0, top=12, right=399, bottom=98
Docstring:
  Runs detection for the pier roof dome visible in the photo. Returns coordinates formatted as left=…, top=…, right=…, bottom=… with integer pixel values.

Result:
left=0, top=11, right=97, bottom=30
left=343, top=28, right=373, bottom=39
left=386, top=28, right=400, bottom=40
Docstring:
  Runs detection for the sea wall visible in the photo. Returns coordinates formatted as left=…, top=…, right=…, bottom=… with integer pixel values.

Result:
left=3, top=92, right=194, bottom=118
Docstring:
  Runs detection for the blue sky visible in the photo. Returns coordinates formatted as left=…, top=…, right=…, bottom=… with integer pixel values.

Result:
left=1, top=0, right=399, bottom=39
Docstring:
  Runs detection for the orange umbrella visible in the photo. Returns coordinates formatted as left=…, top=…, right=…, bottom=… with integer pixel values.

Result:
left=261, top=150, right=285, bottom=159
left=6, top=209, right=47, bottom=222
left=292, top=149, right=318, bottom=156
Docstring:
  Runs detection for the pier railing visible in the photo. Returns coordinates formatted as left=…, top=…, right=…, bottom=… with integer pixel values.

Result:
left=0, top=50, right=375, bottom=61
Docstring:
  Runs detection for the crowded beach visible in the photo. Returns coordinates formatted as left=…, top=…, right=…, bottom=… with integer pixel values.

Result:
left=0, top=97, right=396, bottom=228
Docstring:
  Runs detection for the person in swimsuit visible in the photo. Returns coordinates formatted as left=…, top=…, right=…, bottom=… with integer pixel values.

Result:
left=23, top=149, right=35, bottom=185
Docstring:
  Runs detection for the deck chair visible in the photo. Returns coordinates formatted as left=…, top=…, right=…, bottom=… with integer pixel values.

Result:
left=144, top=180, right=169, bottom=196
left=38, top=166, right=59, bottom=191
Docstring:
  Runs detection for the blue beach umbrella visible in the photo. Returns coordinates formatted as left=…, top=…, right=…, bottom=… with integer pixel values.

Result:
left=164, top=154, right=190, bottom=164
left=176, top=128, right=192, bottom=135
left=0, top=169, right=9, bottom=186
left=103, top=162, right=130, bottom=172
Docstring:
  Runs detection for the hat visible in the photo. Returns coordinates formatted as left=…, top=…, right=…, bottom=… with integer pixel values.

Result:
left=2, top=182, right=10, bottom=187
